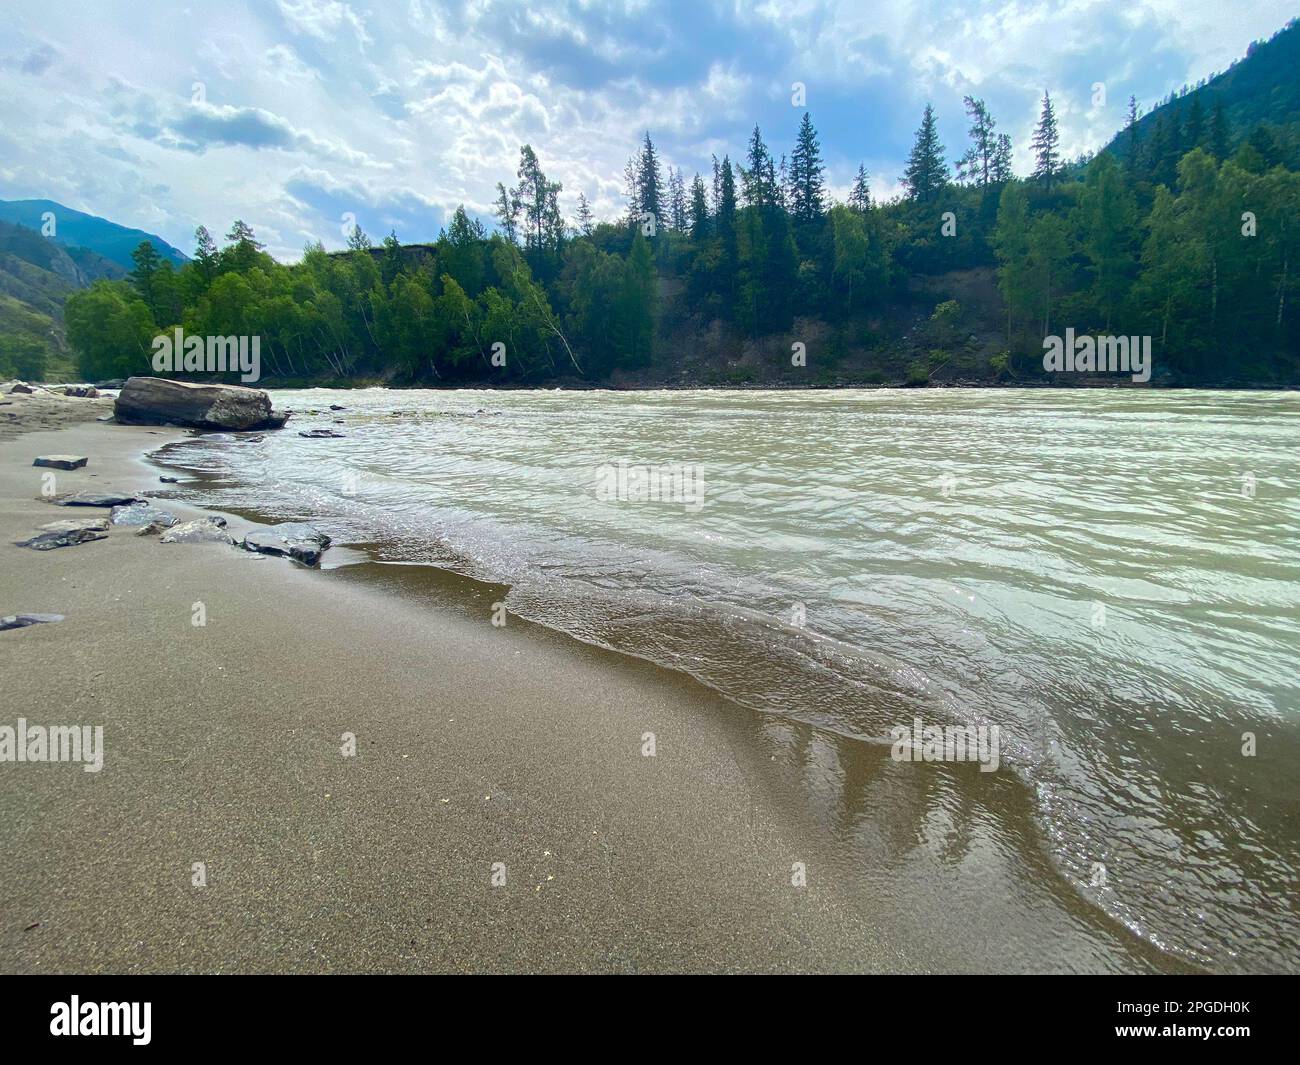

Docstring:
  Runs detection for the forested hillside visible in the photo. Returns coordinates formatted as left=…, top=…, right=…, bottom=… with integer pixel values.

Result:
left=55, top=18, right=1300, bottom=389
left=0, top=219, right=126, bottom=381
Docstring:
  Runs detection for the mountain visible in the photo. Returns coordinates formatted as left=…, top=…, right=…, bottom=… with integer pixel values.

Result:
left=1107, top=18, right=1300, bottom=167
left=0, top=198, right=187, bottom=271
left=0, top=219, right=129, bottom=380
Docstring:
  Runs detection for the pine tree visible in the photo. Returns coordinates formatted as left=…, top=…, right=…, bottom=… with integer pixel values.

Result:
left=575, top=193, right=594, bottom=237
left=742, top=125, right=775, bottom=208
left=957, top=96, right=997, bottom=186
left=716, top=155, right=739, bottom=304
left=193, top=225, right=219, bottom=280
left=668, top=167, right=688, bottom=232
left=902, top=104, right=949, bottom=202
left=1124, top=96, right=1141, bottom=178
left=1031, top=92, right=1061, bottom=188
left=991, top=135, right=1014, bottom=183
left=347, top=224, right=372, bottom=251
left=689, top=174, right=710, bottom=241
left=637, top=132, right=664, bottom=224
left=848, top=165, right=872, bottom=212
left=224, top=221, right=264, bottom=272
left=494, top=182, right=519, bottom=243
left=789, top=112, right=827, bottom=224
left=514, top=145, right=561, bottom=254
left=129, top=240, right=163, bottom=309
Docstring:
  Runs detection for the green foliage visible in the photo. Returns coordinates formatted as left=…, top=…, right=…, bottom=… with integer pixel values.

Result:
left=0, top=332, right=47, bottom=379
left=50, top=85, right=1300, bottom=390
left=903, top=105, right=949, bottom=202
left=65, top=280, right=155, bottom=380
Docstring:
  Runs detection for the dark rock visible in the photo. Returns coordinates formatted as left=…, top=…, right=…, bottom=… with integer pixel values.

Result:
left=33, top=455, right=88, bottom=470
left=242, top=522, right=332, bottom=566
left=159, top=476, right=180, bottom=483
left=298, top=428, right=345, bottom=438
left=110, top=502, right=178, bottom=527
left=0, top=613, right=64, bottom=631
left=159, top=517, right=236, bottom=545
left=115, top=377, right=289, bottom=431
left=17, top=517, right=109, bottom=550
left=329, top=404, right=346, bottom=411
left=58, top=385, right=100, bottom=398
left=54, top=490, right=145, bottom=507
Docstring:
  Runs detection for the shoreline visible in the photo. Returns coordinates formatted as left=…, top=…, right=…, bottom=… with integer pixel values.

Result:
left=0, top=407, right=1198, bottom=972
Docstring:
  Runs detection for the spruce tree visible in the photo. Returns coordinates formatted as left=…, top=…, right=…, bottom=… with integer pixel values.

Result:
left=1124, top=96, right=1141, bottom=178
left=848, top=165, right=872, bottom=212
left=575, top=193, right=594, bottom=237
left=991, top=135, right=1014, bottom=183
left=1031, top=92, right=1061, bottom=188
left=668, top=167, right=688, bottom=232
left=637, top=132, right=664, bottom=224
left=689, top=174, right=710, bottom=241
left=902, top=104, right=949, bottom=202
left=789, top=112, right=827, bottom=224
left=742, top=125, right=774, bottom=208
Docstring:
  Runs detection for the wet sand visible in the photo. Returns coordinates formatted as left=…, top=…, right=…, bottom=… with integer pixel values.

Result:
left=0, top=409, right=1194, bottom=973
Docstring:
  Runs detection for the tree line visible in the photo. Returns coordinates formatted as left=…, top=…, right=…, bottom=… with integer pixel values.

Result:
left=64, top=87, right=1299, bottom=387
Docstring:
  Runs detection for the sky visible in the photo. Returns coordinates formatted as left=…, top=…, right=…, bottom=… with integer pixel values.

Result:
left=1, top=0, right=1294, bottom=261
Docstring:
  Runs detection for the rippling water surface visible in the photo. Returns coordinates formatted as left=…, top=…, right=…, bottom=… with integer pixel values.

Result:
left=156, top=387, right=1300, bottom=971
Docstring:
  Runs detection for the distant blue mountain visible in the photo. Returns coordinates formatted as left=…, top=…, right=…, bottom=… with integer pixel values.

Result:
left=0, top=199, right=187, bottom=271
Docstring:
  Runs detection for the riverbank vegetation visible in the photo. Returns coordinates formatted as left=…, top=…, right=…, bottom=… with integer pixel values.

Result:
left=61, top=23, right=1300, bottom=389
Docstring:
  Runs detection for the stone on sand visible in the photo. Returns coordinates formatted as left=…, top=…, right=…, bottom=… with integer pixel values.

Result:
left=33, top=455, right=88, bottom=470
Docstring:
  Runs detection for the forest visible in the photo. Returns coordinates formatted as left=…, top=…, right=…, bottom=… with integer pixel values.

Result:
left=59, top=30, right=1300, bottom=389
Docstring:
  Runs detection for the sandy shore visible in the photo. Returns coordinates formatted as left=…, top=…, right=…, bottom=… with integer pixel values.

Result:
left=0, top=401, right=1194, bottom=973
left=0, top=410, right=908, bottom=973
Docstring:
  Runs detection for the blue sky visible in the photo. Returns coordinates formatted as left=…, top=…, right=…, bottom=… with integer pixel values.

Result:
left=1, top=0, right=1294, bottom=260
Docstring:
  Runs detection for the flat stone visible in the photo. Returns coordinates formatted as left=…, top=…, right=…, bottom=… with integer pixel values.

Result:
left=242, top=522, right=332, bottom=567
left=38, top=517, right=109, bottom=534
left=17, top=518, right=109, bottom=550
left=110, top=502, right=178, bottom=527
left=0, top=614, right=64, bottom=631
left=298, top=428, right=345, bottom=438
left=54, top=491, right=145, bottom=507
left=33, top=455, right=88, bottom=470
left=159, top=517, right=236, bottom=545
